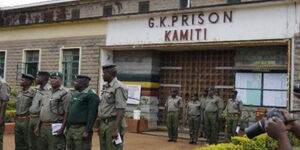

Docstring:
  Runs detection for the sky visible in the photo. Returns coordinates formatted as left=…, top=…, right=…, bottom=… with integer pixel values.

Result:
left=0, top=0, right=49, bottom=7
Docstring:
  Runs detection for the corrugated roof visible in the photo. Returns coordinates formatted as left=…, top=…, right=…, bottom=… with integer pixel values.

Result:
left=0, top=0, right=78, bottom=10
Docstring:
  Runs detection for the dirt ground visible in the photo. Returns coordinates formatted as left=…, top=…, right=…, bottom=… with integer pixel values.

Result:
left=3, top=132, right=203, bottom=150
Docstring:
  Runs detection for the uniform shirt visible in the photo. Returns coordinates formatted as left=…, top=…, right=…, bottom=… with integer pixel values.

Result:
left=29, top=83, right=51, bottom=114
left=187, top=100, right=201, bottom=116
left=98, top=77, right=128, bottom=118
left=39, top=85, right=71, bottom=122
left=204, top=96, right=222, bottom=113
left=225, top=98, right=243, bottom=114
left=0, top=80, right=10, bottom=102
left=214, top=96, right=224, bottom=110
left=165, top=96, right=182, bottom=112
left=200, top=96, right=207, bottom=111
left=16, top=88, right=35, bottom=115
left=67, top=87, right=100, bottom=132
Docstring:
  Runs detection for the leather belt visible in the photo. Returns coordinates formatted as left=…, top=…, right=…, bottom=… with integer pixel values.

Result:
left=205, top=112, right=217, bottom=114
left=42, top=122, right=52, bottom=126
left=30, top=114, right=39, bottom=118
left=228, top=113, right=240, bottom=117
left=16, top=115, right=29, bottom=120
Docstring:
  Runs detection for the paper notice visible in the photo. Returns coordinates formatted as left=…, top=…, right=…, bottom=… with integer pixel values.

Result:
left=51, top=123, right=62, bottom=135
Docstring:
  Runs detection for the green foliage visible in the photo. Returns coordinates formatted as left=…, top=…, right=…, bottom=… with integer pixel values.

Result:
left=136, top=97, right=149, bottom=110
left=125, top=114, right=133, bottom=119
left=10, top=83, right=18, bottom=97
left=6, top=100, right=16, bottom=111
left=253, top=134, right=277, bottom=150
left=195, top=133, right=300, bottom=150
left=5, top=110, right=16, bottom=122
left=231, top=136, right=260, bottom=150
left=195, top=143, right=243, bottom=150
left=288, top=132, right=300, bottom=146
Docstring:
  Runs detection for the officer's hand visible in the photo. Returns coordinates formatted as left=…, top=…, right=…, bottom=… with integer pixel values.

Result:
left=281, top=110, right=295, bottom=131
left=34, top=127, right=40, bottom=136
left=265, top=117, right=287, bottom=140
left=55, top=128, right=64, bottom=136
left=93, top=118, right=100, bottom=132
left=82, top=131, right=90, bottom=138
left=112, top=129, right=119, bottom=139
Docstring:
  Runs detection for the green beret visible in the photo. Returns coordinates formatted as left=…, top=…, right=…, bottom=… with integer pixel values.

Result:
left=50, top=72, right=63, bottom=79
left=36, top=71, right=50, bottom=76
left=102, top=64, right=116, bottom=70
left=76, top=74, right=91, bottom=81
left=22, top=73, right=35, bottom=80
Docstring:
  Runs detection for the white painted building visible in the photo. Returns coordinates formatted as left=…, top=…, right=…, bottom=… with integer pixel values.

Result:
left=103, top=1, right=300, bottom=128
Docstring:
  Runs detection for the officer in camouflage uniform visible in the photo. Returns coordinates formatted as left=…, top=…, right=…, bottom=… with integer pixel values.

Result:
left=34, top=72, right=71, bottom=150
left=28, top=71, right=50, bottom=150
left=0, top=74, right=11, bottom=150
left=200, top=88, right=209, bottom=138
left=165, top=89, right=182, bottom=142
left=96, top=64, right=128, bottom=150
left=203, top=88, right=223, bottom=144
left=15, top=74, right=35, bottom=150
left=224, top=90, right=243, bottom=140
left=187, top=93, right=201, bottom=144
left=66, top=75, right=99, bottom=150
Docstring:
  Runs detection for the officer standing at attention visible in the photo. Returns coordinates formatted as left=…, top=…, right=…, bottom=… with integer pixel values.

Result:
left=96, top=64, right=128, bottom=150
left=200, top=88, right=209, bottom=138
left=34, top=72, right=71, bottom=150
left=213, top=89, right=224, bottom=141
left=0, top=73, right=11, bottom=150
left=15, top=74, right=35, bottom=150
left=66, top=75, right=100, bottom=150
left=223, top=90, right=243, bottom=140
left=28, top=71, right=50, bottom=150
left=203, top=88, right=222, bottom=145
left=187, top=93, right=201, bottom=144
left=165, top=89, right=182, bottom=142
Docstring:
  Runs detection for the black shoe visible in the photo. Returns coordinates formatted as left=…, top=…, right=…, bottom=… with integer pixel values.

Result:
left=173, top=140, right=177, bottom=142
left=189, top=141, right=193, bottom=144
left=168, top=139, right=173, bottom=142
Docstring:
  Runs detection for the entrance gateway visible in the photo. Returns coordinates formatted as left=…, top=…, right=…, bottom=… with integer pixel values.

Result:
left=103, top=1, right=300, bottom=129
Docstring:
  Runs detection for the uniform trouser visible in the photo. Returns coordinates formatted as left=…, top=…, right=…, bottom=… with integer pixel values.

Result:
left=167, top=111, right=179, bottom=141
left=188, top=115, right=200, bottom=143
left=40, top=125, right=66, bottom=150
left=204, top=112, right=218, bottom=144
left=226, top=116, right=239, bottom=140
left=15, top=118, right=29, bottom=150
left=98, top=119, right=126, bottom=150
left=28, top=117, right=40, bottom=150
left=199, top=111, right=205, bottom=137
left=0, top=123, right=4, bottom=150
left=66, top=126, right=92, bottom=150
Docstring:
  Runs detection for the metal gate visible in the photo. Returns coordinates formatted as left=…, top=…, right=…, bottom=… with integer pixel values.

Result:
left=158, top=50, right=235, bottom=127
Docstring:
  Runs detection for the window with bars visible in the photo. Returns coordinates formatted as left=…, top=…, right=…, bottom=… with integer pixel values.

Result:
left=180, top=0, right=189, bottom=8
left=227, top=0, right=241, bottom=4
left=25, top=50, right=39, bottom=76
left=62, top=49, right=79, bottom=88
left=139, top=1, right=149, bottom=13
left=0, top=52, right=5, bottom=77
left=103, top=5, right=113, bottom=16
left=235, top=72, right=287, bottom=107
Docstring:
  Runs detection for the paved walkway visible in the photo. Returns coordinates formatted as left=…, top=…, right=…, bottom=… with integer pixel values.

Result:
left=3, top=132, right=204, bottom=150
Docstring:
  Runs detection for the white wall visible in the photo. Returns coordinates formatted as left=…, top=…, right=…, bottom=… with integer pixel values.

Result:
left=107, top=2, right=300, bottom=46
